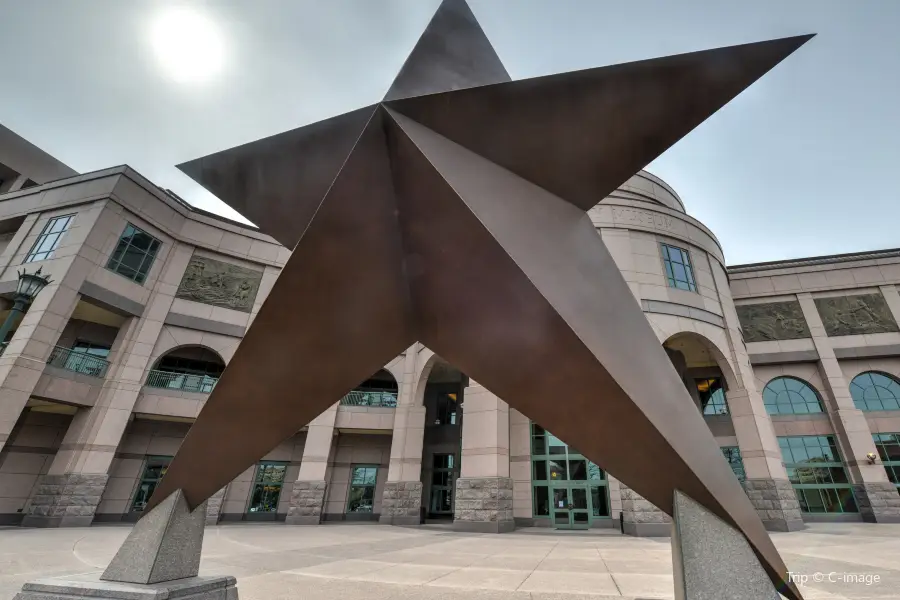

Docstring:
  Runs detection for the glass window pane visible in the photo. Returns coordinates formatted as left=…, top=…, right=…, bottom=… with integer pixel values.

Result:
left=533, top=460, right=547, bottom=481
left=548, top=459, right=567, bottom=481
left=533, top=486, right=549, bottom=516
left=591, top=486, right=609, bottom=517
left=547, top=434, right=567, bottom=455
left=568, top=459, right=587, bottom=481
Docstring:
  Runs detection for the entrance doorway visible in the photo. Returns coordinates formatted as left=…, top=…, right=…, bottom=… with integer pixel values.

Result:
left=429, top=453, right=455, bottom=516
left=531, top=424, right=611, bottom=529
left=551, top=484, right=590, bottom=529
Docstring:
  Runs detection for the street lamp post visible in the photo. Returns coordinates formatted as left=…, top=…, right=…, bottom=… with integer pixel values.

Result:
left=0, top=267, right=53, bottom=350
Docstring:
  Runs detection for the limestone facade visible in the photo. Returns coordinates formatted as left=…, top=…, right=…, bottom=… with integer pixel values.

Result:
left=2, top=133, right=900, bottom=532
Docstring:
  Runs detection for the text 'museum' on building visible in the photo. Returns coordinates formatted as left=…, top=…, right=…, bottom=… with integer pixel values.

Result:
left=0, top=122, right=898, bottom=532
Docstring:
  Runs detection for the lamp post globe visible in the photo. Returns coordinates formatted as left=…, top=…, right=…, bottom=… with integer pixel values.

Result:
left=0, top=267, right=53, bottom=350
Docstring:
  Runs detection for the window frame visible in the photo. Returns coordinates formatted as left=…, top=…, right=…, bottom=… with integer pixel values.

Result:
left=130, top=455, right=173, bottom=512
left=697, top=377, right=729, bottom=415
left=763, top=376, right=825, bottom=415
left=23, top=214, right=74, bottom=263
left=106, top=222, right=162, bottom=285
left=660, top=242, right=698, bottom=292
left=872, top=433, right=900, bottom=491
left=850, top=371, right=900, bottom=411
left=247, top=461, right=288, bottom=514
left=347, top=464, right=379, bottom=513
left=778, top=435, right=857, bottom=514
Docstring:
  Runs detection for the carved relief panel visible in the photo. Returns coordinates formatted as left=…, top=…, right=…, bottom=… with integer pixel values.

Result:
left=735, top=301, right=810, bottom=343
left=814, top=293, right=899, bottom=336
left=176, top=254, right=263, bottom=313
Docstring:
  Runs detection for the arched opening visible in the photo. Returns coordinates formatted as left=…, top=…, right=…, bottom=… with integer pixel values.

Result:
left=340, top=369, right=399, bottom=407
left=849, top=371, right=900, bottom=411
left=421, top=357, right=466, bottom=521
left=146, top=345, right=225, bottom=393
left=762, top=376, right=824, bottom=415
left=662, top=332, right=734, bottom=416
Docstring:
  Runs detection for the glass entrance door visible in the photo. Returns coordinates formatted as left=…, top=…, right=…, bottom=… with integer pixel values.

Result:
left=552, top=484, right=590, bottom=529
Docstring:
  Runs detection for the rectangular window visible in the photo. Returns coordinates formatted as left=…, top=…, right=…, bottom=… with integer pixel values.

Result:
left=347, top=465, right=378, bottom=513
left=106, top=223, right=161, bottom=284
left=131, top=455, right=172, bottom=512
left=24, top=214, right=74, bottom=263
left=661, top=243, right=697, bottom=292
left=778, top=435, right=858, bottom=513
left=720, top=446, right=746, bottom=482
left=872, top=433, right=900, bottom=491
left=435, top=392, right=458, bottom=425
left=697, top=378, right=728, bottom=415
left=247, top=462, right=287, bottom=513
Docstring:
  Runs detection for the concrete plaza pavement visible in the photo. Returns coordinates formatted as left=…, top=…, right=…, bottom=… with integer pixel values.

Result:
left=1, top=523, right=898, bottom=600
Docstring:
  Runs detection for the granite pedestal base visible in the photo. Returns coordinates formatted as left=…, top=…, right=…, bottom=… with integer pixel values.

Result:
left=452, top=477, right=515, bottom=533
left=743, top=478, right=805, bottom=532
left=14, top=574, right=237, bottom=600
left=620, top=484, right=671, bottom=537
left=285, top=480, right=327, bottom=525
left=672, top=490, right=780, bottom=600
left=379, top=481, right=423, bottom=525
left=854, top=482, right=900, bottom=523
left=21, top=473, right=109, bottom=528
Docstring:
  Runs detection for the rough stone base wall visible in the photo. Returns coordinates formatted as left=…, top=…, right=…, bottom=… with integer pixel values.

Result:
left=743, top=478, right=804, bottom=531
left=853, top=482, right=900, bottom=523
left=379, top=481, right=422, bottom=525
left=453, top=477, right=514, bottom=533
left=205, top=486, right=228, bottom=525
left=21, top=473, right=109, bottom=527
left=285, top=480, right=327, bottom=525
left=620, top=484, right=671, bottom=537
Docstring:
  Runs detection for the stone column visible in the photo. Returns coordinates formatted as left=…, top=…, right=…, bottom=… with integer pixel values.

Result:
left=710, top=263, right=804, bottom=531
left=0, top=279, right=79, bottom=452
left=797, top=293, right=900, bottom=523
left=509, top=408, right=533, bottom=527
left=453, top=380, right=514, bottom=533
left=380, top=345, right=425, bottom=525
left=23, top=240, right=192, bottom=527
left=380, top=347, right=425, bottom=524
left=286, top=404, right=337, bottom=524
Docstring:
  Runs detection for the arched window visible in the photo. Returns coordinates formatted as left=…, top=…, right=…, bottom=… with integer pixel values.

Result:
left=850, top=372, right=900, bottom=411
left=763, top=376, right=824, bottom=415
left=146, top=346, right=225, bottom=393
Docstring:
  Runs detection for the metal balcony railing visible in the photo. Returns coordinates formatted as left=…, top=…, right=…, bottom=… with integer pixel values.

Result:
left=47, top=346, right=110, bottom=378
left=339, top=390, right=398, bottom=408
left=145, top=370, right=219, bottom=394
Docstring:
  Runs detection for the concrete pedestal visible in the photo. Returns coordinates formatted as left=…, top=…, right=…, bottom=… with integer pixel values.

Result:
left=14, top=574, right=237, bottom=600
left=672, top=491, right=781, bottom=600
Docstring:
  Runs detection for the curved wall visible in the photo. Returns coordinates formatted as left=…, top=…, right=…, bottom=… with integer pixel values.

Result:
left=589, top=170, right=742, bottom=380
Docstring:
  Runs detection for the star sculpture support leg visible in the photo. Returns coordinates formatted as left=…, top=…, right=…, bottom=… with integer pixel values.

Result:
left=146, top=4, right=813, bottom=598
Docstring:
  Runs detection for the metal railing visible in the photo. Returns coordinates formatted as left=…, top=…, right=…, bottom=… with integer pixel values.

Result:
left=339, top=390, right=398, bottom=408
left=145, top=370, right=219, bottom=393
left=47, top=346, right=110, bottom=378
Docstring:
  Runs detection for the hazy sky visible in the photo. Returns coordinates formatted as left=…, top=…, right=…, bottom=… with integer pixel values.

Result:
left=1, top=0, right=897, bottom=265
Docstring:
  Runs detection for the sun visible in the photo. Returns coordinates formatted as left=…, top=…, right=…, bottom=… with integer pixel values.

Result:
left=149, top=6, right=225, bottom=84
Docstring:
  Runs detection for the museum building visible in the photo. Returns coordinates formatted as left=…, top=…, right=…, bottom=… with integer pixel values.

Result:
left=1, top=123, right=899, bottom=532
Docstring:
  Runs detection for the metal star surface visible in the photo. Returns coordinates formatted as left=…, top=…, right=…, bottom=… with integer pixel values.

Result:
left=151, top=2, right=812, bottom=597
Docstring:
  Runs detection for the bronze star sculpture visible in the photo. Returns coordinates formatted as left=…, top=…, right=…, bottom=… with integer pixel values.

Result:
left=146, top=1, right=811, bottom=597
